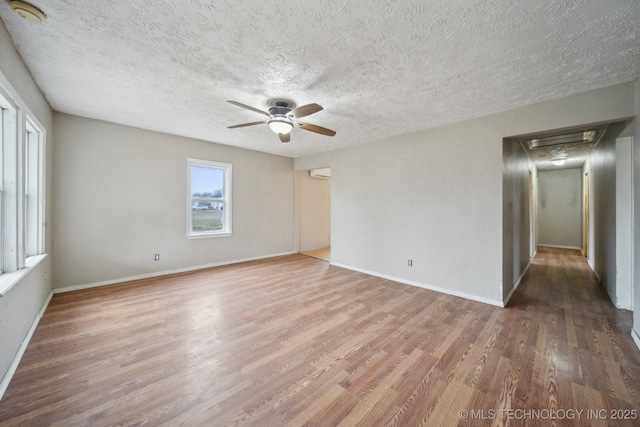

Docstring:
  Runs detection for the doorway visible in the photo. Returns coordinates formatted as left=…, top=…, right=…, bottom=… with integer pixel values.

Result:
left=297, top=168, right=331, bottom=262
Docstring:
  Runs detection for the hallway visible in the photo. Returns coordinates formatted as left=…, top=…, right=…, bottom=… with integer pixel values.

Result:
left=505, top=246, right=640, bottom=424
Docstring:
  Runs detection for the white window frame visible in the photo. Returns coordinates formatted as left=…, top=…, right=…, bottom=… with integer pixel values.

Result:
left=0, top=87, right=20, bottom=274
left=0, top=96, right=9, bottom=275
left=25, top=118, right=45, bottom=257
left=187, top=158, right=232, bottom=238
left=0, top=78, right=47, bottom=296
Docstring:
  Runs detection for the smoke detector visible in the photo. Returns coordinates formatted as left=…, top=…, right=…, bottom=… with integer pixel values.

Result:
left=10, top=1, right=46, bottom=23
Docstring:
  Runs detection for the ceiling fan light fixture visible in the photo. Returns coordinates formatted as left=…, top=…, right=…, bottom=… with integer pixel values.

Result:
left=268, top=119, right=293, bottom=135
left=227, top=99, right=336, bottom=142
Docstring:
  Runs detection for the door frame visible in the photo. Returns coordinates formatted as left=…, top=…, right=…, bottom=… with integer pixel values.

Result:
left=583, top=170, right=589, bottom=257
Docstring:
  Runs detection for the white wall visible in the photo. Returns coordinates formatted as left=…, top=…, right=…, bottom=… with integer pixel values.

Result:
left=296, top=170, right=330, bottom=252
left=0, top=21, right=54, bottom=394
left=586, top=121, right=630, bottom=308
left=531, top=166, right=539, bottom=257
left=53, top=113, right=295, bottom=290
left=502, top=139, right=532, bottom=302
left=538, top=169, right=582, bottom=249
left=616, top=137, right=633, bottom=310
left=296, top=83, right=636, bottom=306
left=633, top=78, right=640, bottom=346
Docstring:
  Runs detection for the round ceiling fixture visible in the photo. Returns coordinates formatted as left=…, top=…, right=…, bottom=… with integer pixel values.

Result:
left=10, top=1, right=46, bottom=23
left=268, top=118, right=294, bottom=135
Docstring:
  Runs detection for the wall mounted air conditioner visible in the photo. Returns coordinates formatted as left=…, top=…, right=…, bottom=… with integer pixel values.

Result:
left=309, top=168, right=331, bottom=179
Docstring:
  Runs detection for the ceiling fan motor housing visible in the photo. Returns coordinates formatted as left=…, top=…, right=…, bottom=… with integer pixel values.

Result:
left=269, top=102, right=292, bottom=117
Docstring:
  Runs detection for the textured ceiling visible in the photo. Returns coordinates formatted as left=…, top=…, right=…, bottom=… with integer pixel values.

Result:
left=0, top=0, right=639, bottom=158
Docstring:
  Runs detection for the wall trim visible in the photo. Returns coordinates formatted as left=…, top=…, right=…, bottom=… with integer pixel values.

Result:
left=0, top=290, right=53, bottom=400
left=54, top=252, right=296, bottom=294
left=632, top=329, right=640, bottom=353
left=587, top=259, right=602, bottom=283
left=330, top=262, right=504, bottom=308
left=503, top=261, right=532, bottom=306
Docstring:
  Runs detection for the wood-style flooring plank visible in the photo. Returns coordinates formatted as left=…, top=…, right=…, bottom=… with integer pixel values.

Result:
left=1, top=248, right=640, bottom=426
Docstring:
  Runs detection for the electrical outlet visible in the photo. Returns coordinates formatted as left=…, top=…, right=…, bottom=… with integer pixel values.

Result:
left=408, top=259, right=413, bottom=267
left=154, top=254, right=160, bottom=261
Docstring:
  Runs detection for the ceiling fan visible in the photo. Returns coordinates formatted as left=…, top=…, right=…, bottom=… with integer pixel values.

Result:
left=227, top=99, right=336, bottom=143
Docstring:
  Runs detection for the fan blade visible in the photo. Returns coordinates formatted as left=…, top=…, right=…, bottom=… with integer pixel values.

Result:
left=278, top=133, right=290, bottom=143
left=227, top=100, right=270, bottom=116
left=291, top=103, right=323, bottom=118
left=296, top=122, right=336, bottom=137
left=227, top=121, right=266, bottom=129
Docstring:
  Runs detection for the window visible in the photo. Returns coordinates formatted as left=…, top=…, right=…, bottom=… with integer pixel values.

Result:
left=25, top=119, right=44, bottom=257
left=0, top=97, right=8, bottom=274
left=0, top=88, right=18, bottom=274
left=0, top=83, right=46, bottom=280
left=187, top=158, right=232, bottom=238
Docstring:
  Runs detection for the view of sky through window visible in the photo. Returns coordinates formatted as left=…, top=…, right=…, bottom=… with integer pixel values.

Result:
left=191, top=166, right=223, bottom=196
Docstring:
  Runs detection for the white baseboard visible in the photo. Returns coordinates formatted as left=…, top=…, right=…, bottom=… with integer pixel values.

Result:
left=503, top=261, right=531, bottom=306
left=0, top=290, right=53, bottom=400
left=300, top=245, right=330, bottom=252
left=54, top=252, right=297, bottom=294
left=330, top=262, right=503, bottom=307
left=538, top=244, right=582, bottom=250
left=587, top=260, right=602, bottom=282
left=632, top=329, right=640, bottom=353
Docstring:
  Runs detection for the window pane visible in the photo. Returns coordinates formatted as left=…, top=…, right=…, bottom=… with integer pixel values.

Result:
left=25, top=128, right=41, bottom=256
left=191, top=205, right=224, bottom=232
left=191, top=166, right=225, bottom=233
left=0, top=85, right=46, bottom=275
left=0, top=108, right=3, bottom=273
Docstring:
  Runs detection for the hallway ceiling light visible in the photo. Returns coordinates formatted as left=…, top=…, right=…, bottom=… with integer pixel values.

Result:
left=527, top=130, right=597, bottom=149
left=551, top=159, right=566, bottom=166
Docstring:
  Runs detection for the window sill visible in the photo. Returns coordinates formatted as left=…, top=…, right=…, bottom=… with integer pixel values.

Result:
left=0, top=253, right=48, bottom=297
left=187, top=232, right=233, bottom=239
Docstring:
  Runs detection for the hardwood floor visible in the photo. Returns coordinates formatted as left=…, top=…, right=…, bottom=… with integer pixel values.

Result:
left=1, top=247, right=639, bottom=426
left=300, top=247, right=331, bottom=262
